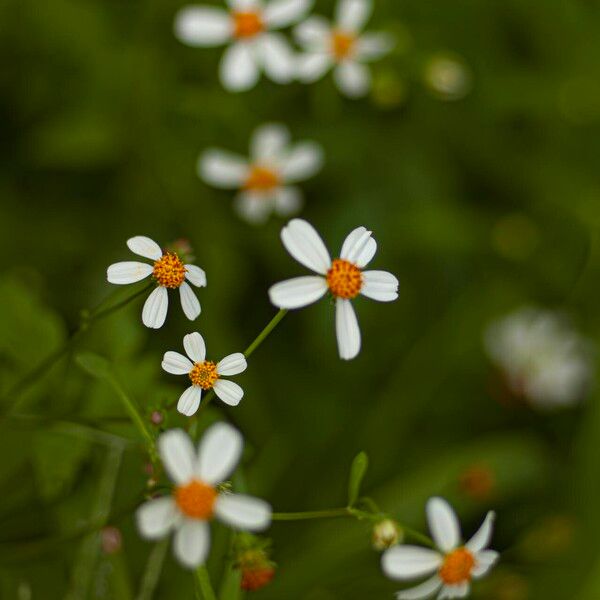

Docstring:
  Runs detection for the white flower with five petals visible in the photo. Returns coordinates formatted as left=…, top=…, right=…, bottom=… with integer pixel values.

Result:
left=294, top=0, right=394, bottom=97
left=199, top=123, right=323, bottom=224
left=136, top=424, right=271, bottom=569
left=106, top=236, right=206, bottom=329
left=162, top=332, right=247, bottom=416
left=268, top=219, right=398, bottom=360
left=175, top=0, right=313, bottom=91
left=382, top=497, right=499, bottom=600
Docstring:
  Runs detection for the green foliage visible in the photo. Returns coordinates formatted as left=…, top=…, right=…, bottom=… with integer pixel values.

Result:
left=347, top=451, right=369, bottom=508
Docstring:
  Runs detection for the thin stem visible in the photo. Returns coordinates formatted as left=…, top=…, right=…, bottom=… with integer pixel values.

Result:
left=136, top=538, right=169, bottom=600
left=195, top=566, right=217, bottom=600
left=272, top=507, right=350, bottom=521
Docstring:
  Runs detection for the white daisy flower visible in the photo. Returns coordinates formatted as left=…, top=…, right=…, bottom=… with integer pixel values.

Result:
left=175, top=0, right=313, bottom=92
left=162, top=332, right=247, bottom=416
left=268, top=219, right=399, bottom=360
left=484, top=307, right=594, bottom=410
left=136, top=424, right=271, bottom=569
left=199, top=123, right=323, bottom=224
left=106, top=236, right=207, bottom=329
left=382, top=497, right=499, bottom=600
left=294, top=0, right=394, bottom=98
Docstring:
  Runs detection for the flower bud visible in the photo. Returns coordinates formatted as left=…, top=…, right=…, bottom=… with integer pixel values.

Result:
left=372, top=519, right=402, bottom=551
left=101, top=526, right=122, bottom=554
left=235, top=536, right=276, bottom=592
left=150, top=410, right=164, bottom=426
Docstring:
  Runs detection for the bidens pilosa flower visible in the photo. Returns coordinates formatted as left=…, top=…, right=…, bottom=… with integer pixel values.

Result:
left=136, top=425, right=271, bottom=569
left=199, top=123, right=323, bottom=224
left=268, top=219, right=398, bottom=360
left=294, top=0, right=394, bottom=97
left=382, top=497, right=498, bottom=600
left=106, top=236, right=206, bottom=329
left=162, top=332, right=247, bottom=416
left=174, top=0, right=313, bottom=92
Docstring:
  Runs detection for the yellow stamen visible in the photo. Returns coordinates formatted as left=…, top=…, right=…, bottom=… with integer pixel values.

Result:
left=189, top=360, right=219, bottom=390
left=439, top=547, right=475, bottom=584
left=243, top=166, right=280, bottom=192
left=331, top=30, right=356, bottom=60
left=326, top=259, right=363, bottom=299
left=153, top=253, right=186, bottom=288
left=232, top=11, right=264, bottom=39
left=175, top=479, right=217, bottom=519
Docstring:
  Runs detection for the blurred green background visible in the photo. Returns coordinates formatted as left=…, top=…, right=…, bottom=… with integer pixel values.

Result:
left=2, top=0, right=600, bottom=598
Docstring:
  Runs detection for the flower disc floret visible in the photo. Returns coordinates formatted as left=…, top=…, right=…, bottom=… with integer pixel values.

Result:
left=189, top=360, right=219, bottom=390
left=244, top=166, right=280, bottom=192
left=331, top=30, right=356, bottom=60
left=326, top=258, right=363, bottom=299
left=153, top=253, right=187, bottom=288
left=439, top=547, right=475, bottom=584
left=233, top=11, right=264, bottom=39
left=175, top=479, right=217, bottom=520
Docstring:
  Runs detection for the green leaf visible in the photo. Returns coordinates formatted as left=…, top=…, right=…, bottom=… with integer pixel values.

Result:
left=347, top=451, right=369, bottom=507
left=75, top=352, right=112, bottom=380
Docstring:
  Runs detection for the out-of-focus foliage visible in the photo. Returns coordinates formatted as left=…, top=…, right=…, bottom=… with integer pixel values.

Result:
left=1, top=0, right=600, bottom=598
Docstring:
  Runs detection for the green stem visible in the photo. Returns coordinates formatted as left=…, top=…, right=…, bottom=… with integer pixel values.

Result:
left=195, top=566, right=218, bottom=600
left=272, top=507, right=350, bottom=521
left=136, top=538, right=169, bottom=600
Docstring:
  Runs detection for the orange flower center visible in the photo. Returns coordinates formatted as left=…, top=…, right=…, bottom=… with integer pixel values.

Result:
left=153, top=253, right=186, bottom=288
left=189, top=360, right=219, bottom=390
left=244, top=165, right=280, bottom=192
left=326, top=259, right=363, bottom=299
left=331, top=31, right=356, bottom=60
left=439, top=548, right=475, bottom=585
left=232, top=11, right=264, bottom=39
left=175, top=479, right=217, bottom=520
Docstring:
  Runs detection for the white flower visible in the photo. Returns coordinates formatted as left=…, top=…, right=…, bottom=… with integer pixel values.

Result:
left=484, top=307, right=594, bottom=409
left=199, top=123, right=323, bottom=224
left=268, top=219, right=399, bottom=360
left=294, top=0, right=394, bottom=98
left=174, top=0, right=313, bottom=92
left=136, top=424, right=271, bottom=569
left=382, top=497, right=499, bottom=600
left=162, top=332, right=247, bottom=416
left=106, top=236, right=207, bottom=329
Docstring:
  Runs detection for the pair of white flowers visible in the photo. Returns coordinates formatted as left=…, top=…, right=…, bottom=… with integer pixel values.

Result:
left=175, top=0, right=393, bottom=97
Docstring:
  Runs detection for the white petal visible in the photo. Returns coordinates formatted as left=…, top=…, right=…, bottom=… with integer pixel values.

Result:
left=198, top=150, right=248, bottom=188
left=227, top=0, right=260, bottom=8
left=335, top=298, right=361, bottom=360
left=142, top=286, right=168, bottom=329
left=426, top=497, right=461, bottom=553
left=466, top=511, right=495, bottom=553
left=264, top=0, right=313, bottom=29
left=127, top=236, right=162, bottom=261
left=268, top=276, right=328, bottom=309
left=136, top=497, right=179, bottom=540
left=185, top=264, right=207, bottom=288
left=296, top=51, right=332, bottom=82
left=173, top=520, right=211, bottom=569
left=178, top=386, right=202, bottom=417
left=162, top=351, right=194, bottom=375
left=381, top=546, right=442, bottom=580
left=215, top=494, right=272, bottom=531
left=280, top=142, right=323, bottom=182
left=179, top=282, right=201, bottom=321
left=220, top=41, right=260, bottom=92
left=280, top=218, right=331, bottom=274
left=250, top=123, right=290, bottom=161
left=196, top=422, right=243, bottom=484
left=158, top=429, right=195, bottom=485
left=438, top=582, right=469, bottom=599
left=233, top=192, right=274, bottom=224
left=213, top=379, right=244, bottom=406
left=356, top=32, right=394, bottom=61
left=294, top=16, right=330, bottom=48
left=396, top=575, right=443, bottom=600
left=334, top=61, right=371, bottom=97
left=217, top=353, right=247, bottom=376
left=274, top=186, right=303, bottom=216
left=258, top=33, right=295, bottom=83
left=361, top=270, right=399, bottom=302
left=174, top=7, right=233, bottom=47
left=472, top=550, right=499, bottom=578
left=183, top=332, right=206, bottom=363
left=107, top=261, right=152, bottom=285
left=340, top=226, right=376, bottom=266
left=336, top=0, right=372, bottom=32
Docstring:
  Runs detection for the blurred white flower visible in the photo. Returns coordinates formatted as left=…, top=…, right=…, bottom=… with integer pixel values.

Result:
left=175, top=0, right=313, bottom=92
left=199, top=123, right=323, bottom=224
left=423, top=53, right=472, bottom=101
left=136, top=425, right=271, bottom=569
left=484, top=307, right=594, bottom=409
left=268, top=219, right=398, bottom=360
left=106, top=236, right=206, bottom=329
left=382, top=497, right=498, bottom=600
left=294, top=0, right=394, bottom=98
left=162, top=332, right=247, bottom=416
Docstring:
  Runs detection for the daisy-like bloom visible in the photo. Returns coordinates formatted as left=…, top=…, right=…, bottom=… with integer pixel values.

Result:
left=136, top=425, right=271, bottom=569
left=162, top=332, right=247, bottom=416
left=294, top=0, right=394, bottom=98
left=106, top=236, right=206, bottom=329
left=268, top=219, right=399, bottom=360
left=174, top=0, right=313, bottom=92
left=199, top=123, right=323, bottom=224
left=484, top=307, right=594, bottom=410
left=382, top=497, right=499, bottom=600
